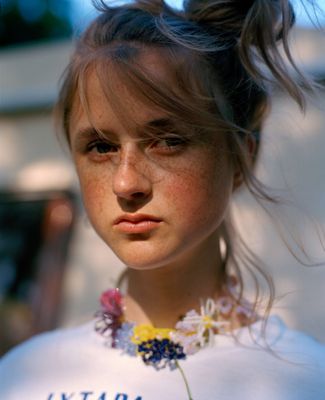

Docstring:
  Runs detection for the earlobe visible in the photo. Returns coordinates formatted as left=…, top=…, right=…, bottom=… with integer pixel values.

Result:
left=232, top=168, right=244, bottom=192
left=247, top=134, right=258, bottom=166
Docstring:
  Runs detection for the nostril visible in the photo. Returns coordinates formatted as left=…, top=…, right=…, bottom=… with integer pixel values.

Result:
left=132, top=192, right=146, bottom=199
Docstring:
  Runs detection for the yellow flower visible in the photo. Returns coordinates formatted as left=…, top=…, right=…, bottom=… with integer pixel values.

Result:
left=131, top=324, right=174, bottom=344
left=202, top=315, right=214, bottom=329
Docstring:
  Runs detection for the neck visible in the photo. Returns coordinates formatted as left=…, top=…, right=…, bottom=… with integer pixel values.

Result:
left=124, top=235, right=225, bottom=328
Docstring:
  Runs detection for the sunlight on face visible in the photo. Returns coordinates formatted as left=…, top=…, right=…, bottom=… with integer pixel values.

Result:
left=69, top=51, right=235, bottom=270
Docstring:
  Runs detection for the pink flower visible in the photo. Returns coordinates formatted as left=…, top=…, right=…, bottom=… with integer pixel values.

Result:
left=100, top=288, right=123, bottom=317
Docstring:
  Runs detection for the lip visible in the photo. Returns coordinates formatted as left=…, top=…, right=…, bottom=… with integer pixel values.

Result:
left=113, top=214, right=162, bottom=234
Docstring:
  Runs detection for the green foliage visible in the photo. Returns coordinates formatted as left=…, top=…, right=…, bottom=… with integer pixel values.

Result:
left=0, top=0, right=73, bottom=47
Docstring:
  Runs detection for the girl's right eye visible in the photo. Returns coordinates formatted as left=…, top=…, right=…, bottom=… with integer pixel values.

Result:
left=86, top=140, right=119, bottom=160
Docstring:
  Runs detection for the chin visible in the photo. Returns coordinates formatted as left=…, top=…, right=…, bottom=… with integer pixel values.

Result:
left=101, top=232, right=167, bottom=269
left=117, top=254, right=171, bottom=271
left=110, top=243, right=182, bottom=271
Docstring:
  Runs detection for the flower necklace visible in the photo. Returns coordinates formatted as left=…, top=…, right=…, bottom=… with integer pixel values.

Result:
left=95, top=286, right=257, bottom=399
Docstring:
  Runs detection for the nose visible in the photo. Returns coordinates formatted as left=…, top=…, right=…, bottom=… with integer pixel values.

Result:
left=112, top=148, right=152, bottom=201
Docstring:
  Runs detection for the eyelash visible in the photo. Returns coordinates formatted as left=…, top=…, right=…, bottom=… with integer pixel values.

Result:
left=150, top=135, right=188, bottom=151
left=87, top=141, right=118, bottom=154
left=85, top=135, right=188, bottom=159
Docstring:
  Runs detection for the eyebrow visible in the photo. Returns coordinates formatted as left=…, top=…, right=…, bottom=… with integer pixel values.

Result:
left=138, top=117, right=181, bottom=137
left=71, top=117, right=179, bottom=147
left=72, top=127, right=116, bottom=144
left=75, top=118, right=173, bottom=136
left=145, top=118, right=175, bottom=129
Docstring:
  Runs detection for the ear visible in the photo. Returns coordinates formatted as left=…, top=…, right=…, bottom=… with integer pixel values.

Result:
left=232, top=135, right=257, bottom=192
left=232, top=167, right=243, bottom=192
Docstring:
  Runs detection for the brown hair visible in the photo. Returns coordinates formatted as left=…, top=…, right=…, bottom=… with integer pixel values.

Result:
left=55, top=0, right=316, bottom=326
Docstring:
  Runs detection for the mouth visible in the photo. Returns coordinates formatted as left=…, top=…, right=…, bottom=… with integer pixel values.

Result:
left=113, top=214, right=162, bottom=234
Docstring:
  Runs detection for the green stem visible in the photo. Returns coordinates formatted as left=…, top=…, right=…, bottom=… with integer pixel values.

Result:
left=175, top=360, right=194, bottom=400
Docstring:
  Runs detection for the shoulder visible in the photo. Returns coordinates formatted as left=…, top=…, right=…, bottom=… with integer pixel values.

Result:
left=2, top=320, right=93, bottom=353
left=269, top=316, right=325, bottom=363
left=0, top=321, right=96, bottom=378
left=239, top=316, right=325, bottom=395
left=270, top=319, right=325, bottom=397
left=0, top=321, right=143, bottom=399
left=192, top=316, right=325, bottom=396
left=242, top=315, right=325, bottom=365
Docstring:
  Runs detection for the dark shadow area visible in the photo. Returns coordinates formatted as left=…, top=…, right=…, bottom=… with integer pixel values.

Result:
left=0, top=0, right=73, bottom=48
left=0, top=189, right=77, bottom=356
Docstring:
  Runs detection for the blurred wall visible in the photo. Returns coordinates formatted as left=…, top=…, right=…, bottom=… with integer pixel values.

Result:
left=0, top=29, right=324, bottom=342
left=234, top=88, right=325, bottom=342
left=0, top=40, right=74, bottom=189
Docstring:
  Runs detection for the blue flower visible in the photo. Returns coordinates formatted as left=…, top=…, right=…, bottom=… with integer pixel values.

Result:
left=138, top=338, right=186, bottom=370
left=115, top=322, right=137, bottom=356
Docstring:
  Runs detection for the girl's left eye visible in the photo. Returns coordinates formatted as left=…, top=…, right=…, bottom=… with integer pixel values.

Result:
left=152, top=136, right=188, bottom=152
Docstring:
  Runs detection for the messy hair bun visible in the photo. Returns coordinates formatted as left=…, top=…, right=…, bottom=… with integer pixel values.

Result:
left=89, top=0, right=313, bottom=110
left=184, top=0, right=312, bottom=109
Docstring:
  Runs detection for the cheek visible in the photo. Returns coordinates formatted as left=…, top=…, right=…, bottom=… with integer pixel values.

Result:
left=76, top=165, right=111, bottom=220
left=163, top=155, right=233, bottom=228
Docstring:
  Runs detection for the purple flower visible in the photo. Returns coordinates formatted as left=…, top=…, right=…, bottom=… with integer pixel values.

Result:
left=95, top=289, right=125, bottom=346
left=100, top=288, right=123, bottom=317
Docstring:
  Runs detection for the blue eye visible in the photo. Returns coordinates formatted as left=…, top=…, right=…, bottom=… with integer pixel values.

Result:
left=88, top=141, right=118, bottom=154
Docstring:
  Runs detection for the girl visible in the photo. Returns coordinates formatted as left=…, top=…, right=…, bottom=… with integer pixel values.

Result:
left=1, top=0, right=325, bottom=399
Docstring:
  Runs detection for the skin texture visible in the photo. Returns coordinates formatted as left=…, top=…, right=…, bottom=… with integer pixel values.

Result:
left=69, top=51, right=238, bottom=327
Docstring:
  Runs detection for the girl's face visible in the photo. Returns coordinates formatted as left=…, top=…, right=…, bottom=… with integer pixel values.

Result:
left=69, top=52, right=236, bottom=270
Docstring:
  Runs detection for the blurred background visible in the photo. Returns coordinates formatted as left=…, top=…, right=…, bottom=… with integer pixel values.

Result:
left=0, top=0, right=325, bottom=356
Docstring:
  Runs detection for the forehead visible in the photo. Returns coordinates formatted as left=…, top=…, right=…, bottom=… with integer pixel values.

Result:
left=70, top=48, right=176, bottom=132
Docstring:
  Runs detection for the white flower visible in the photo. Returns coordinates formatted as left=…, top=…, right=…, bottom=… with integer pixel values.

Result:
left=170, top=330, right=200, bottom=355
left=215, top=296, right=233, bottom=315
left=176, top=298, right=229, bottom=348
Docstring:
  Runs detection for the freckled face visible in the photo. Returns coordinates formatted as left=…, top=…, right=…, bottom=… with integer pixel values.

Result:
left=69, top=55, right=235, bottom=270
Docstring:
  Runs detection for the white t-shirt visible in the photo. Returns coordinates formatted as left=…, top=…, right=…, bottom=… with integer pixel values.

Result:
left=0, top=316, right=324, bottom=400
